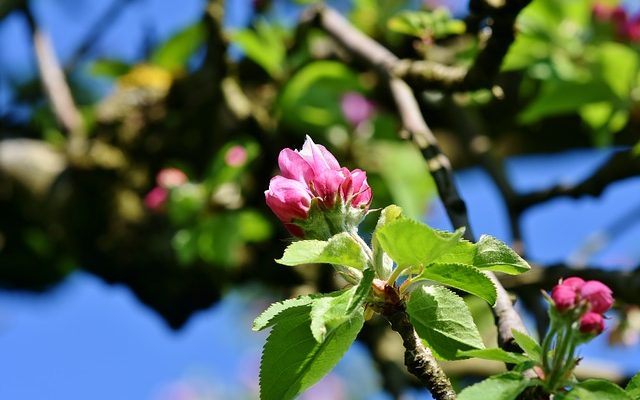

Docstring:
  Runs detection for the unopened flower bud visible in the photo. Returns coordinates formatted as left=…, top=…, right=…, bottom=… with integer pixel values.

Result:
left=551, top=284, right=578, bottom=311
left=562, top=276, right=585, bottom=290
left=580, top=280, right=614, bottom=314
left=579, top=311, right=605, bottom=335
left=265, top=136, right=372, bottom=239
left=264, top=176, right=312, bottom=237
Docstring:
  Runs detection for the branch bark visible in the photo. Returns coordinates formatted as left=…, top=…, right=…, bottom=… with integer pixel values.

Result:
left=384, top=306, right=457, bottom=400
left=22, top=6, right=84, bottom=138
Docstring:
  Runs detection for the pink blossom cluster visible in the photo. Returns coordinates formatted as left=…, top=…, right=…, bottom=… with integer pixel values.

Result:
left=551, top=276, right=614, bottom=335
left=593, top=3, right=640, bottom=42
left=340, top=92, right=376, bottom=127
left=144, top=168, right=188, bottom=211
left=264, top=136, right=372, bottom=237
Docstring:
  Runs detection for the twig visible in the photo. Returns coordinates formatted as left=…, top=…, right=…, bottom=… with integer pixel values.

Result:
left=65, top=0, right=135, bottom=71
left=395, top=0, right=532, bottom=91
left=21, top=5, right=84, bottom=138
left=384, top=306, right=457, bottom=400
left=514, top=150, right=640, bottom=213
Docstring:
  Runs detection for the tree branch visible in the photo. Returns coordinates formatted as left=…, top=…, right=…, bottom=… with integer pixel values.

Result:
left=22, top=5, right=84, bottom=138
left=395, top=0, right=532, bottom=91
left=514, top=150, right=640, bottom=213
left=384, top=306, right=457, bottom=400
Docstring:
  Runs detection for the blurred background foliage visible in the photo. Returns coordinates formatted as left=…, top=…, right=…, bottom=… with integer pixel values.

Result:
left=0, top=0, right=639, bottom=397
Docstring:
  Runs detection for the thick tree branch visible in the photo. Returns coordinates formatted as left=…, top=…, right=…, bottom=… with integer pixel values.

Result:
left=384, top=306, right=457, bottom=400
left=311, top=2, right=529, bottom=363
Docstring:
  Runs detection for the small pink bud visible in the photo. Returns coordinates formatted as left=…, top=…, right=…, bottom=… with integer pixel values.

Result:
left=156, top=168, right=187, bottom=189
left=551, top=284, right=578, bottom=311
left=579, top=311, right=605, bottom=335
left=225, top=145, right=248, bottom=167
left=340, top=92, right=375, bottom=126
left=580, top=280, right=614, bottom=314
left=144, top=186, right=169, bottom=211
left=264, top=176, right=312, bottom=236
left=562, top=277, right=585, bottom=291
left=341, top=168, right=372, bottom=209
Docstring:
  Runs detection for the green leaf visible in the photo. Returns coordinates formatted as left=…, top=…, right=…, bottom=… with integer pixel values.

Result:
left=416, top=263, right=497, bottom=305
left=598, top=42, right=639, bottom=99
left=511, top=329, right=542, bottom=362
left=259, top=305, right=364, bottom=400
left=310, top=270, right=373, bottom=342
left=229, top=21, right=288, bottom=79
left=366, top=141, right=436, bottom=220
left=278, top=61, right=361, bottom=132
left=519, top=80, right=615, bottom=124
left=407, top=285, right=484, bottom=360
left=457, top=348, right=530, bottom=364
left=253, top=295, right=315, bottom=331
left=91, top=59, right=131, bottom=78
left=564, top=379, right=631, bottom=400
left=376, top=219, right=464, bottom=269
left=151, top=22, right=205, bottom=73
left=458, top=372, right=532, bottom=400
left=276, top=232, right=367, bottom=270
left=371, top=205, right=405, bottom=279
left=473, top=235, right=530, bottom=275
left=388, top=9, right=465, bottom=39
left=626, top=372, right=640, bottom=399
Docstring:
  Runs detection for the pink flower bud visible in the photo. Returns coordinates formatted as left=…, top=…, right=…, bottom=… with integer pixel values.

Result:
left=551, top=284, right=578, bottom=311
left=265, top=176, right=312, bottom=236
left=266, top=136, right=373, bottom=238
left=562, top=277, right=585, bottom=291
left=157, top=168, right=187, bottom=189
left=579, top=311, right=605, bottom=335
left=225, top=145, right=248, bottom=167
left=340, top=92, right=375, bottom=126
left=145, top=186, right=169, bottom=211
left=580, top=280, right=614, bottom=314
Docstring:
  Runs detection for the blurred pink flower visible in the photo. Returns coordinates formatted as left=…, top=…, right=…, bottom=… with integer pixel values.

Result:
left=225, top=145, right=248, bottom=167
left=157, top=168, right=188, bottom=189
left=145, top=186, right=169, bottom=211
left=340, top=92, right=375, bottom=126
